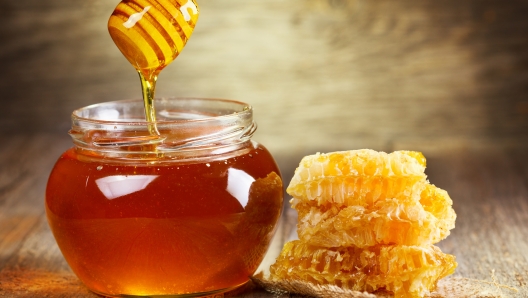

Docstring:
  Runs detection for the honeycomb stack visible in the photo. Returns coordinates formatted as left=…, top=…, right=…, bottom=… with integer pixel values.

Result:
left=269, top=150, right=457, bottom=298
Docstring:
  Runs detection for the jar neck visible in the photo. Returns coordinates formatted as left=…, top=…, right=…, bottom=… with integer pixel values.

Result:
left=69, top=98, right=257, bottom=162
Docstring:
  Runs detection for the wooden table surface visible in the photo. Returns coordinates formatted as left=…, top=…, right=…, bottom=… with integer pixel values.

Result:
left=0, top=133, right=527, bottom=297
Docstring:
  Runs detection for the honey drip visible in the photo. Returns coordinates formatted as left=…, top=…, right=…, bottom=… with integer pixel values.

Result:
left=138, top=71, right=159, bottom=134
left=108, top=0, right=200, bottom=133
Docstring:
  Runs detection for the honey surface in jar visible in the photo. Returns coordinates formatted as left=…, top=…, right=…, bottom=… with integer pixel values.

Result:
left=46, top=143, right=282, bottom=296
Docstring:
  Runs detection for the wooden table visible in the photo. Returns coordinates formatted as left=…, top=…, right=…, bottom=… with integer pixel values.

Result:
left=0, top=133, right=527, bottom=297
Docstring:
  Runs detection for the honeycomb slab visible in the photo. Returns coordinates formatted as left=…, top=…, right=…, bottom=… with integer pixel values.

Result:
left=270, top=241, right=457, bottom=298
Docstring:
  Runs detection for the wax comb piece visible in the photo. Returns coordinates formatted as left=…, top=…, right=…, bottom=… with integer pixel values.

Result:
left=294, top=183, right=456, bottom=248
left=269, top=241, right=457, bottom=298
left=108, top=0, right=199, bottom=72
left=287, top=149, right=427, bottom=207
left=288, top=150, right=456, bottom=248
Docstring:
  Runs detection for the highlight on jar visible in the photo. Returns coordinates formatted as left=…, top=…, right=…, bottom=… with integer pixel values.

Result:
left=45, top=98, right=284, bottom=297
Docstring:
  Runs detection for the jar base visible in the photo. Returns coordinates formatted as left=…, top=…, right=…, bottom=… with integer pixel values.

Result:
left=89, top=281, right=247, bottom=298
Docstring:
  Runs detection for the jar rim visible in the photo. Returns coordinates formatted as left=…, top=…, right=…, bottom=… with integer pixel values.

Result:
left=72, top=97, right=252, bottom=125
left=69, top=97, right=257, bottom=161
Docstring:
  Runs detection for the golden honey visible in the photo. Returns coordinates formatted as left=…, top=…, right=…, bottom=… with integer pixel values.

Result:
left=46, top=98, right=283, bottom=297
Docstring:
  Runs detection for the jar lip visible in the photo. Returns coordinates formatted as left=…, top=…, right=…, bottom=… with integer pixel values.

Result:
left=69, top=97, right=257, bottom=161
left=72, top=97, right=252, bottom=125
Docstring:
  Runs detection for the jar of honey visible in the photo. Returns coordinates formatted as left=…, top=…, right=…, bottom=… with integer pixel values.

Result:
left=46, top=98, right=283, bottom=297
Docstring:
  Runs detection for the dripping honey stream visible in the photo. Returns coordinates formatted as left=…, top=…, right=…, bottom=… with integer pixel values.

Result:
left=138, top=70, right=160, bottom=135
left=108, top=0, right=200, bottom=135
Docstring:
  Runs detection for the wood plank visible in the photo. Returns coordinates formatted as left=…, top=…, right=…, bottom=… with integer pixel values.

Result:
left=0, top=216, right=93, bottom=298
left=426, top=150, right=528, bottom=297
left=0, top=134, right=70, bottom=269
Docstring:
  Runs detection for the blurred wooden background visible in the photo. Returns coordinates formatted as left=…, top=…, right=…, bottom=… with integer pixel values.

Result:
left=1, top=0, right=527, bottom=156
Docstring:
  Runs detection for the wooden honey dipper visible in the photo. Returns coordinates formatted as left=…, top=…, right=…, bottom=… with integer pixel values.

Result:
left=107, top=0, right=199, bottom=134
left=108, top=0, right=199, bottom=74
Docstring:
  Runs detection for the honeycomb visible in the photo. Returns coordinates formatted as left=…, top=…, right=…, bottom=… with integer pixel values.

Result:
left=268, top=149, right=457, bottom=298
left=294, top=183, right=455, bottom=248
left=287, top=150, right=456, bottom=248
left=420, top=184, right=456, bottom=231
left=290, top=175, right=426, bottom=210
left=269, top=240, right=457, bottom=298
left=287, top=150, right=427, bottom=207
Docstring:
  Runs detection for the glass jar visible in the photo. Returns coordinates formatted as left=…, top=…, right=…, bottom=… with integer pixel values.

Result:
left=45, top=98, right=283, bottom=297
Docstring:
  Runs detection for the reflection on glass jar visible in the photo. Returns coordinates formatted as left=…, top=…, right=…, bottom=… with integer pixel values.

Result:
left=46, top=98, right=283, bottom=297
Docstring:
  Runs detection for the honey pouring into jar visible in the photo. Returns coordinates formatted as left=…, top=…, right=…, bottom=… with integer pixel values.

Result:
left=45, top=1, right=284, bottom=297
left=108, top=0, right=199, bottom=134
